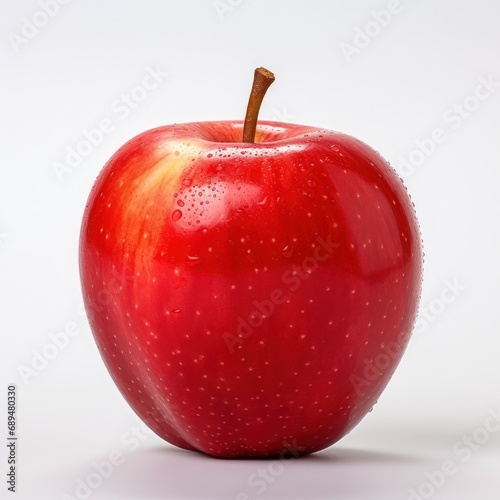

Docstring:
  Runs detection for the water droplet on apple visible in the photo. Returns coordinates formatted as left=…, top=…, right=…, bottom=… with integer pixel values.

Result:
left=177, top=199, right=185, bottom=207
left=187, top=254, right=201, bottom=266
left=330, top=145, right=340, bottom=152
left=174, top=277, right=187, bottom=289
left=256, top=196, right=268, bottom=206
left=172, top=210, right=182, bottom=221
left=174, top=150, right=180, bottom=156
left=207, top=153, right=213, bottom=158
left=182, top=178, right=193, bottom=187
left=171, top=309, right=183, bottom=317
left=307, top=180, right=317, bottom=188
left=282, top=244, right=294, bottom=257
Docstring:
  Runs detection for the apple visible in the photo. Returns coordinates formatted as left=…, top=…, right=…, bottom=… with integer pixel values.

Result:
left=80, top=68, right=422, bottom=458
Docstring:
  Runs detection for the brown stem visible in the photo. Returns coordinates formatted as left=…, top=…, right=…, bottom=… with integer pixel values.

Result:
left=242, top=67, right=275, bottom=143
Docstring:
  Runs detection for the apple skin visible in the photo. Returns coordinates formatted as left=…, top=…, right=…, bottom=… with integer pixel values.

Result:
left=79, top=120, right=422, bottom=458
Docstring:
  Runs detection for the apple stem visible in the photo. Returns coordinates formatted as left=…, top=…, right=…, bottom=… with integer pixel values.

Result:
left=242, top=67, right=275, bottom=143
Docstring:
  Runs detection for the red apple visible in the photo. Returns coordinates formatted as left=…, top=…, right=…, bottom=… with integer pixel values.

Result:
left=79, top=69, right=422, bottom=458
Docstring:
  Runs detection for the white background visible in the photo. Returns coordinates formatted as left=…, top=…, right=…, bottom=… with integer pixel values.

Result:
left=1, top=0, right=499, bottom=499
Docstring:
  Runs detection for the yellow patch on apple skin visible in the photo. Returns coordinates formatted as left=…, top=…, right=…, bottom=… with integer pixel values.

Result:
left=115, top=140, right=202, bottom=270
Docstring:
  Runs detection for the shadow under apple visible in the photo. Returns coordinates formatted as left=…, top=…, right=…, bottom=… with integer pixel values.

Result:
left=99, top=444, right=428, bottom=500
